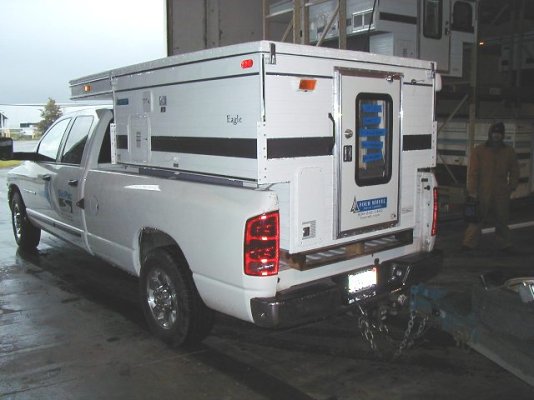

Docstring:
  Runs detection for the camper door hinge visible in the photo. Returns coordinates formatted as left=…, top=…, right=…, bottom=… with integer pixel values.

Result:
left=269, top=43, right=277, bottom=65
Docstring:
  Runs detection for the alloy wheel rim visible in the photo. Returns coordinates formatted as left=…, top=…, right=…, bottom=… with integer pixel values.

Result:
left=146, top=267, right=178, bottom=330
left=13, top=203, right=22, bottom=240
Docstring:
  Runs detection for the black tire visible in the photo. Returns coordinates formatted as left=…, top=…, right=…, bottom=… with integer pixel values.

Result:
left=139, top=248, right=214, bottom=346
left=10, top=191, right=41, bottom=250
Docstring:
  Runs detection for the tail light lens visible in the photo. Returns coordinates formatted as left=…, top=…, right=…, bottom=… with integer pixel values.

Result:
left=431, top=187, right=438, bottom=236
left=244, top=211, right=279, bottom=276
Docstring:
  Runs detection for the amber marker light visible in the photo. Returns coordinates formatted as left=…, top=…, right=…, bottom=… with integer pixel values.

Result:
left=298, top=79, right=317, bottom=92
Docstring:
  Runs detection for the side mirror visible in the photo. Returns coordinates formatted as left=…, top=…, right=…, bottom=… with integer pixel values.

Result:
left=0, top=137, right=13, bottom=160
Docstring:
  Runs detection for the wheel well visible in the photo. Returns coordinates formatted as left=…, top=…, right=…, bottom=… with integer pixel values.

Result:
left=139, top=228, right=189, bottom=269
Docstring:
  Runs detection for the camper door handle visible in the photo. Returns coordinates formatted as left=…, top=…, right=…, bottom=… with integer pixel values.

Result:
left=328, top=113, right=336, bottom=154
left=68, top=179, right=79, bottom=187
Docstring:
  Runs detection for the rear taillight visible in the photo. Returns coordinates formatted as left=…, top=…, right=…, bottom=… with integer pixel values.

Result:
left=431, top=187, right=438, bottom=236
left=244, top=211, right=279, bottom=276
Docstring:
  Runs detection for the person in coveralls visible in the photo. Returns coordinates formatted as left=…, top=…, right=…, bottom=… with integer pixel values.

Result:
left=462, top=122, right=519, bottom=253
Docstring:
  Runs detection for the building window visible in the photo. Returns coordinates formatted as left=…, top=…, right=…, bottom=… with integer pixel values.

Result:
left=452, top=1, right=474, bottom=32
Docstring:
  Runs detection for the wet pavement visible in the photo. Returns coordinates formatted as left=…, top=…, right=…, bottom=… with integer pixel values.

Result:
left=1, top=166, right=534, bottom=400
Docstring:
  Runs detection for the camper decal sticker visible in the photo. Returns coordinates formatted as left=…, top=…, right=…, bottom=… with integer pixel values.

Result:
left=351, top=196, right=387, bottom=215
left=57, top=189, right=74, bottom=221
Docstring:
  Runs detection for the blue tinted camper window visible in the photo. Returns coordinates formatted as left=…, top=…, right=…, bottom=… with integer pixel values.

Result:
left=355, top=94, right=392, bottom=186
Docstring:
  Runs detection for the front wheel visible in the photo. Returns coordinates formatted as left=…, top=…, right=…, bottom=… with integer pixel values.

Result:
left=139, top=248, right=214, bottom=346
left=10, top=191, right=41, bottom=250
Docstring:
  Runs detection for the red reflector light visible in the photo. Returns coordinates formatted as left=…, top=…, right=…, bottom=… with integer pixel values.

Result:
left=83, top=84, right=92, bottom=93
left=244, top=211, right=279, bottom=276
left=298, top=79, right=317, bottom=91
left=432, top=187, right=438, bottom=236
left=241, top=59, right=254, bottom=69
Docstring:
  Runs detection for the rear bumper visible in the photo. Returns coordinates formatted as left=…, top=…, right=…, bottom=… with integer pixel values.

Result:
left=250, top=249, right=442, bottom=328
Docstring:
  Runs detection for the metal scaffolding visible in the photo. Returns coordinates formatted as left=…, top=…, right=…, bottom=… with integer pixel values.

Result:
left=262, top=0, right=348, bottom=49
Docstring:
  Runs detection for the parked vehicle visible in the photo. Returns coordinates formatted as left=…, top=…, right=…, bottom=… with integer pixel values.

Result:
left=7, top=41, right=441, bottom=346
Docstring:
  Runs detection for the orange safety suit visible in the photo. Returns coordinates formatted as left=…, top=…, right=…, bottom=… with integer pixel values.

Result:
left=462, top=141, right=519, bottom=249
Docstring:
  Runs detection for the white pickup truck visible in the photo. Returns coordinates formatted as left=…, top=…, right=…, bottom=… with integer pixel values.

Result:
left=7, top=41, right=441, bottom=346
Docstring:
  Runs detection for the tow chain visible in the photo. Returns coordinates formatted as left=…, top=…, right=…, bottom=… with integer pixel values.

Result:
left=356, top=303, right=429, bottom=360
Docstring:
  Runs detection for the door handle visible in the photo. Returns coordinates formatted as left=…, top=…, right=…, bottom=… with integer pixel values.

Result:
left=328, top=113, right=335, bottom=154
left=41, top=174, right=51, bottom=181
left=68, top=179, right=79, bottom=187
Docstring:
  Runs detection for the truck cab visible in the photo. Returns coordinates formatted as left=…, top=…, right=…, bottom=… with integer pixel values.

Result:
left=8, top=107, right=113, bottom=250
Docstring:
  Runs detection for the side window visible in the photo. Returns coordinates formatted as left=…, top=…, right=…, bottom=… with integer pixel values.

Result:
left=37, top=118, right=71, bottom=161
left=61, top=116, right=94, bottom=165
left=423, top=0, right=443, bottom=39
left=355, top=94, right=392, bottom=186
left=98, top=121, right=113, bottom=164
left=451, top=1, right=473, bottom=32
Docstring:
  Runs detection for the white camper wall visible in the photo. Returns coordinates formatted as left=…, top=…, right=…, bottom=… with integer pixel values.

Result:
left=258, top=43, right=436, bottom=253
left=111, top=46, right=265, bottom=180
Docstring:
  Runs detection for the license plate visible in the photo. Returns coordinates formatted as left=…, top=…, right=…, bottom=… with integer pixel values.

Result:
left=348, top=267, right=377, bottom=294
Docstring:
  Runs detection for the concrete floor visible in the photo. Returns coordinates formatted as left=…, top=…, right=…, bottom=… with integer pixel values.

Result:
left=1, top=166, right=534, bottom=400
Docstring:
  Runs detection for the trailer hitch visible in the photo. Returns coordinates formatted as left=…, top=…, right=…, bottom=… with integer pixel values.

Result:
left=354, top=295, right=429, bottom=359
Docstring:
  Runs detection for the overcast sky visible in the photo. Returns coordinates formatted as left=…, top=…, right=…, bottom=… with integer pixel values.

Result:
left=0, top=0, right=166, bottom=104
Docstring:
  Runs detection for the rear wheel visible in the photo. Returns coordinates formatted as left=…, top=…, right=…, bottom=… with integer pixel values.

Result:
left=10, top=191, right=41, bottom=250
left=139, top=248, right=214, bottom=346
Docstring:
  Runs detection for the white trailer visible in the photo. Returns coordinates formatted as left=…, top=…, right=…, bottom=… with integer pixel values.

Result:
left=52, top=40, right=440, bottom=337
left=270, top=0, right=476, bottom=77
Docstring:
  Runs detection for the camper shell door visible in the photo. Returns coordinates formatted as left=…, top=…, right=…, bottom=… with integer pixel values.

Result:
left=335, top=67, right=401, bottom=238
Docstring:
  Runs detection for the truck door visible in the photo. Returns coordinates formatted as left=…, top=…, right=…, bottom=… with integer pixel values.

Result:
left=335, top=67, right=401, bottom=238
left=51, top=115, right=94, bottom=247
left=25, top=117, right=72, bottom=219
left=419, top=0, right=451, bottom=73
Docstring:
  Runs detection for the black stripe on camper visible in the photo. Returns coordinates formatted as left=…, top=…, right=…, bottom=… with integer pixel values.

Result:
left=151, top=136, right=257, bottom=159
left=379, top=12, right=417, bottom=25
left=439, top=149, right=466, bottom=157
left=267, top=137, right=334, bottom=159
left=403, top=135, right=432, bottom=151
left=148, top=136, right=334, bottom=159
